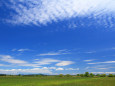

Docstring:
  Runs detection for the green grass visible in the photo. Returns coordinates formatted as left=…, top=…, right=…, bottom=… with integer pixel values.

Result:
left=0, top=76, right=115, bottom=86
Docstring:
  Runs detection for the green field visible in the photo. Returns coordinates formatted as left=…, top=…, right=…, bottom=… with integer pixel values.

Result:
left=0, top=76, right=115, bottom=86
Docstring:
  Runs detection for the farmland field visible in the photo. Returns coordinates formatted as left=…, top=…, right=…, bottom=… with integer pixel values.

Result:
left=0, top=76, right=115, bottom=86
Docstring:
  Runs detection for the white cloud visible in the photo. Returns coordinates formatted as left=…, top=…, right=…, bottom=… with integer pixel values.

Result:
left=18, top=49, right=31, bottom=52
left=84, top=51, right=96, bottom=54
left=42, top=67, right=57, bottom=70
left=56, top=68, right=64, bottom=71
left=0, top=68, right=52, bottom=75
left=12, top=48, right=31, bottom=52
left=38, top=49, right=70, bottom=56
left=0, top=64, right=8, bottom=66
left=11, top=49, right=17, bottom=51
left=85, top=64, right=115, bottom=71
left=34, top=58, right=60, bottom=65
left=111, top=47, right=115, bottom=50
left=41, top=67, right=57, bottom=70
left=0, top=55, right=40, bottom=67
left=97, top=68, right=108, bottom=70
left=88, top=60, right=115, bottom=64
left=19, top=63, right=40, bottom=67
left=0, top=55, right=27, bottom=64
left=84, top=59, right=95, bottom=62
left=86, top=67, right=108, bottom=70
left=91, top=72, right=115, bottom=74
left=102, top=61, right=115, bottom=63
left=34, top=58, right=74, bottom=66
left=49, top=67, right=56, bottom=70
left=5, top=0, right=115, bottom=26
left=87, top=63, right=97, bottom=64
left=39, top=52, right=60, bottom=56
left=109, top=67, right=115, bottom=68
left=56, top=61, right=74, bottom=66
left=34, top=59, right=39, bottom=61
left=41, top=67, right=78, bottom=71
left=65, top=68, right=79, bottom=70
left=42, top=67, right=49, bottom=70
left=0, top=67, right=79, bottom=74
left=0, top=55, right=74, bottom=67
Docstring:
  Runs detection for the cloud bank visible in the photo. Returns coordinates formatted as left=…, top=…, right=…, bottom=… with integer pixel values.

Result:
left=3, top=0, right=115, bottom=26
left=0, top=55, right=74, bottom=67
left=0, top=67, right=79, bottom=75
left=0, top=68, right=52, bottom=75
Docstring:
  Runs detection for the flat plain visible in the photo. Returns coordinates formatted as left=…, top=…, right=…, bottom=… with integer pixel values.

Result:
left=0, top=76, right=115, bottom=86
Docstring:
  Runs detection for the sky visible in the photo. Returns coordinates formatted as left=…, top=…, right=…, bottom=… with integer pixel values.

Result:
left=0, top=0, right=115, bottom=75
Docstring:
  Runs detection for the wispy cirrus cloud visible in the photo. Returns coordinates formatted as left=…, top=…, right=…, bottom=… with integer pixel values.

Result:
left=2, top=0, right=115, bottom=26
left=86, top=67, right=108, bottom=70
left=65, top=68, right=79, bottom=71
left=84, top=59, right=96, bottom=62
left=56, top=61, right=74, bottom=66
left=37, top=49, right=70, bottom=56
left=38, top=52, right=61, bottom=56
left=0, top=55, right=74, bottom=67
left=88, top=61, right=115, bottom=64
left=87, top=63, right=97, bottom=64
left=84, top=51, right=96, bottom=54
left=56, top=68, right=64, bottom=71
left=0, top=64, right=8, bottom=66
left=91, top=72, right=115, bottom=74
left=11, top=48, right=31, bottom=52
left=34, top=58, right=59, bottom=65
left=0, top=55, right=27, bottom=64
left=34, top=58, right=74, bottom=66
left=0, top=55, right=40, bottom=67
left=102, top=61, right=115, bottom=64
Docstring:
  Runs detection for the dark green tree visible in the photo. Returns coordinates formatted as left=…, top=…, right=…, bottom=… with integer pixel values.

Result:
left=96, top=74, right=101, bottom=77
left=0, top=74, right=6, bottom=76
left=18, top=74, right=22, bottom=76
left=90, top=73, right=95, bottom=77
left=59, top=74, right=63, bottom=77
left=108, top=74, right=113, bottom=77
left=66, top=74, right=71, bottom=77
left=80, top=74, right=84, bottom=77
left=100, top=74, right=106, bottom=77
left=84, top=72, right=89, bottom=77
left=77, top=74, right=80, bottom=76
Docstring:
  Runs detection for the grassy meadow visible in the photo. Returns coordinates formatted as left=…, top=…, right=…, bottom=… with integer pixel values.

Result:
left=0, top=76, right=115, bottom=86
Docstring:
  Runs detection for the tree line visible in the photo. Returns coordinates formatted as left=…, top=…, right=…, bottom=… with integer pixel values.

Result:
left=0, top=72, right=115, bottom=77
left=58, top=72, right=115, bottom=77
left=76, top=72, right=115, bottom=77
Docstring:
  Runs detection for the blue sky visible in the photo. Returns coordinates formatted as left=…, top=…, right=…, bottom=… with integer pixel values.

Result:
left=0, top=0, right=115, bottom=75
